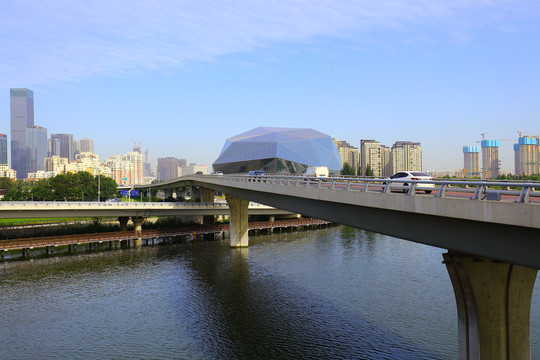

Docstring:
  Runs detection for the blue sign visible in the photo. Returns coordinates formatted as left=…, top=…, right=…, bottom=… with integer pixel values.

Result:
left=130, top=190, right=139, bottom=197
left=119, top=190, right=128, bottom=197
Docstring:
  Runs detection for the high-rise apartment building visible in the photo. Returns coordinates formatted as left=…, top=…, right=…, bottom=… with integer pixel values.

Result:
left=10, top=88, right=35, bottom=178
left=50, top=134, right=74, bottom=161
left=105, top=151, right=143, bottom=185
left=361, top=140, right=399, bottom=177
left=0, top=134, right=7, bottom=165
left=463, top=146, right=480, bottom=177
left=26, top=125, right=48, bottom=173
left=514, top=136, right=539, bottom=176
left=391, top=141, right=422, bottom=173
left=481, top=140, right=500, bottom=178
left=333, top=139, right=360, bottom=174
left=79, top=137, right=94, bottom=153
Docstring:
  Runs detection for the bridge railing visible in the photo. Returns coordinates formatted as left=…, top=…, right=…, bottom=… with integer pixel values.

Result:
left=217, top=175, right=539, bottom=203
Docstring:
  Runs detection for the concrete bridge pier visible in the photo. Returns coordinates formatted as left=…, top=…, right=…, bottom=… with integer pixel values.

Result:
left=132, top=216, right=145, bottom=247
left=225, top=194, right=249, bottom=248
left=118, top=217, right=129, bottom=232
left=443, top=252, right=537, bottom=360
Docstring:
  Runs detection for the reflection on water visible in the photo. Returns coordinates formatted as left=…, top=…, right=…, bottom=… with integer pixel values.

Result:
left=1, top=226, right=539, bottom=359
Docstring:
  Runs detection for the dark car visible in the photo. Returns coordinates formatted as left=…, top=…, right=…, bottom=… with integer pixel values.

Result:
left=247, top=170, right=266, bottom=176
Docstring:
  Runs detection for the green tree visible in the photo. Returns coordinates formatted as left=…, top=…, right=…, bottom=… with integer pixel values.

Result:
left=364, top=164, right=374, bottom=177
left=341, top=162, right=355, bottom=176
left=0, top=177, right=16, bottom=192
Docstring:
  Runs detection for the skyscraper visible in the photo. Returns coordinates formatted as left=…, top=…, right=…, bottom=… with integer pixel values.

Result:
left=26, top=126, right=48, bottom=173
left=463, top=146, right=480, bottom=177
left=50, top=134, right=74, bottom=161
left=10, top=88, right=34, bottom=178
left=0, top=134, right=7, bottom=165
left=481, top=140, right=500, bottom=178
left=79, top=137, right=94, bottom=153
left=143, top=148, right=154, bottom=177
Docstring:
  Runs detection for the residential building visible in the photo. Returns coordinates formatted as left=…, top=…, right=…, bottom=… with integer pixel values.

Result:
left=0, top=164, right=16, bottom=179
left=514, top=136, right=539, bottom=176
left=333, top=139, right=360, bottom=174
left=106, top=151, right=143, bottom=185
left=463, top=146, right=481, bottom=177
left=26, top=125, right=48, bottom=174
left=0, top=134, right=7, bottom=165
left=361, top=140, right=382, bottom=176
left=481, top=140, right=500, bottom=178
left=391, top=141, right=422, bottom=173
left=10, top=88, right=34, bottom=178
left=50, top=134, right=74, bottom=161
left=44, top=155, right=68, bottom=172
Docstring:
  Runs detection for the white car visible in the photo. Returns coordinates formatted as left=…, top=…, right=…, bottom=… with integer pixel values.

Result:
left=385, top=171, right=435, bottom=194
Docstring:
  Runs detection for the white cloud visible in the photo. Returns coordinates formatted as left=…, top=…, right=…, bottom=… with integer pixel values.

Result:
left=1, top=0, right=537, bottom=86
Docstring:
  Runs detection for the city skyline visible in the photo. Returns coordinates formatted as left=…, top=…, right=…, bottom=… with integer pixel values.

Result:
left=1, top=1, right=539, bottom=172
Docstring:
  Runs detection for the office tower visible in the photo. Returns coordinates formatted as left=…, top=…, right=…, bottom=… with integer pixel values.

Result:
left=133, top=142, right=141, bottom=154
left=463, top=146, right=480, bottom=177
left=48, top=137, right=61, bottom=157
left=26, top=126, right=48, bottom=173
left=514, top=136, right=539, bottom=176
left=79, top=137, right=94, bottom=153
left=10, top=88, right=34, bottom=178
left=333, top=139, right=360, bottom=174
left=391, top=141, right=422, bottom=173
left=0, top=134, right=7, bottom=165
left=157, top=157, right=183, bottom=181
left=481, top=140, right=500, bottom=178
left=50, top=134, right=74, bottom=161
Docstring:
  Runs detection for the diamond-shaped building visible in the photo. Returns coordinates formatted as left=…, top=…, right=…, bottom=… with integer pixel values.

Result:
left=213, top=127, right=342, bottom=174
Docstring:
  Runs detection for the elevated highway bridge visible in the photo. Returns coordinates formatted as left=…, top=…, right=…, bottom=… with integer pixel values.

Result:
left=128, top=174, right=540, bottom=360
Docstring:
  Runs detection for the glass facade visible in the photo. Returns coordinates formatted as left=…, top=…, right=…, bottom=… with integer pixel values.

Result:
left=0, top=134, right=7, bottom=165
left=213, top=127, right=342, bottom=174
left=10, top=88, right=34, bottom=178
left=26, top=126, right=48, bottom=174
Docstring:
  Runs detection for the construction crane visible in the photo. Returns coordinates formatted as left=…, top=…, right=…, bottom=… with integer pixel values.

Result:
left=480, top=132, right=491, bottom=141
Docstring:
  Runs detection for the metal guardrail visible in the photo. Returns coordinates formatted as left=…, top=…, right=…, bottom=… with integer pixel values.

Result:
left=213, top=175, right=539, bottom=204
left=0, top=201, right=270, bottom=208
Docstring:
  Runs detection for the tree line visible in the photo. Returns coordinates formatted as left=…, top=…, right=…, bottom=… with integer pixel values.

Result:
left=0, top=172, right=118, bottom=201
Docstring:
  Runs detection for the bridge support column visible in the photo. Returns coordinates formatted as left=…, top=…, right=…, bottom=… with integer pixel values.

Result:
left=132, top=217, right=145, bottom=247
left=225, top=194, right=249, bottom=248
left=201, top=187, right=216, bottom=229
left=443, top=252, right=537, bottom=360
left=118, top=217, right=129, bottom=232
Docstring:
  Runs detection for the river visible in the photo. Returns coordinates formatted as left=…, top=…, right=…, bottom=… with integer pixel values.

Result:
left=1, top=226, right=539, bottom=359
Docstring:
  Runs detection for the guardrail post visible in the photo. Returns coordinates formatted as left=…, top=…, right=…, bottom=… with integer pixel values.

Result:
left=472, top=184, right=485, bottom=200
left=518, top=186, right=531, bottom=203
left=408, top=183, right=417, bottom=196
left=436, top=183, right=448, bottom=198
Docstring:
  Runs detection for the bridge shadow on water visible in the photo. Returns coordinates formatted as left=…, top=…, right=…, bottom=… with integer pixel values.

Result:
left=163, top=229, right=451, bottom=360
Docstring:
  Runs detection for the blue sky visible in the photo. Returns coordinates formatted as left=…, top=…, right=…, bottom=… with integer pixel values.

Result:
left=1, top=1, right=539, bottom=172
